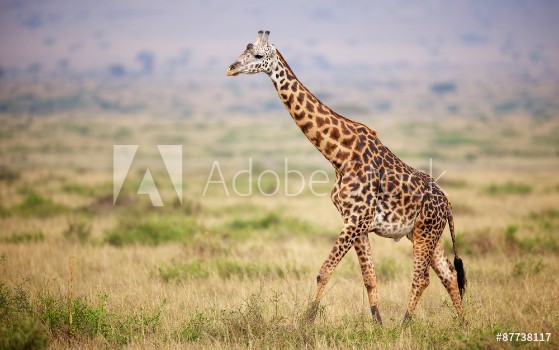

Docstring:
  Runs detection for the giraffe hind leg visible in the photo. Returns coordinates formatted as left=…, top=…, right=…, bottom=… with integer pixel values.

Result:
left=431, top=238, right=464, bottom=317
left=403, top=226, right=439, bottom=324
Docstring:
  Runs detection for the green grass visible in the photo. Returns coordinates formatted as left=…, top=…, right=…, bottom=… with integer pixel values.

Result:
left=3, top=279, right=556, bottom=350
left=0, top=205, right=8, bottom=218
left=446, top=222, right=559, bottom=257
left=159, top=259, right=210, bottom=280
left=431, top=132, right=478, bottom=146
left=0, top=282, right=48, bottom=350
left=61, top=182, right=99, bottom=197
left=217, top=129, right=240, bottom=143
left=512, top=257, right=546, bottom=276
left=504, top=217, right=559, bottom=254
left=0, top=281, right=166, bottom=348
left=175, top=289, right=316, bottom=347
left=61, top=121, right=93, bottom=136
left=158, top=258, right=308, bottom=281
left=12, top=192, right=68, bottom=218
left=2, top=114, right=559, bottom=349
left=529, top=208, right=559, bottom=221
left=104, top=214, right=200, bottom=246
left=376, top=257, right=400, bottom=281
left=173, top=289, right=507, bottom=349
left=444, top=228, right=497, bottom=257
left=226, top=212, right=282, bottom=231
left=528, top=208, right=559, bottom=232
left=218, top=212, right=322, bottom=240
left=482, top=182, right=532, bottom=196
left=504, top=227, right=559, bottom=254
left=2, top=230, right=45, bottom=244
left=113, top=126, right=133, bottom=140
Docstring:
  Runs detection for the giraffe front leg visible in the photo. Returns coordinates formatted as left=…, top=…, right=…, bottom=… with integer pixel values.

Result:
left=307, top=224, right=357, bottom=323
left=354, top=233, right=382, bottom=325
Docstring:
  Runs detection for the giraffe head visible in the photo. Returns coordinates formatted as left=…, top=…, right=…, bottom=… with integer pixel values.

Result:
left=227, top=30, right=276, bottom=76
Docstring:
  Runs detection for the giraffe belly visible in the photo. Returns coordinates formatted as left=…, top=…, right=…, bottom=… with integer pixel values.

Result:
left=371, top=214, right=415, bottom=242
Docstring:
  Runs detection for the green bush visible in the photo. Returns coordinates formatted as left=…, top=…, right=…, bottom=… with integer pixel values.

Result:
left=13, top=192, right=67, bottom=218
left=482, top=182, right=532, bottom=196
left=528, top=208, right=559, bottom=232
left=2, top=230, right=45, bottom=243
left=105, top=215, right=199, bottom=246
left=227, top=212, right=281, bottom=231
left=177, top=312, right=214, bottom=342
left=504, top=224, right=559, bottom=254
left=61, top=183, right=98, bottom=197
left=37, top=290, right=163, bottom=345
left=0, top=205, right=9, bottom=218
left=159, top=259, right=210, bottom=281
left=512, top=257, right=546, bottom=276
left=219, top=212, right=320, bottom=240
left=504, top=224, right=518, bottom=244
left=432, top=132, right=477, bottom=146
left=0, top=282, right=49, bottom=350
left=39, top=292, right=111, bottom=338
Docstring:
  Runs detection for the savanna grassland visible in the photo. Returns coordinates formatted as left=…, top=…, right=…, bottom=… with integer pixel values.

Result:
left=1, top=109, right=559, bottom=349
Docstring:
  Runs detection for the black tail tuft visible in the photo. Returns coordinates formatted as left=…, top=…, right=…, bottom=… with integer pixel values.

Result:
left=454, top=255, right=467, bottom=299
left=448, top=205, right=466, bottom=299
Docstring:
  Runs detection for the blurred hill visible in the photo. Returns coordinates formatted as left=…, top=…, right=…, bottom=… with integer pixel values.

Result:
left=0, top=0, right=558, bottom=119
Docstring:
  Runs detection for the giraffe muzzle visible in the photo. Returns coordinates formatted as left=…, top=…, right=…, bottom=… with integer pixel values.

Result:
left=226, top=64, right=240, bottom=76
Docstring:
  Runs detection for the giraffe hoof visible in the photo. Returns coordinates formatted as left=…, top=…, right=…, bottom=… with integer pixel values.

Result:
left=402, top=310, right=411, bottom=326
left=371, top=305, right=383, bottom=326
left=456, top=313, right=468, bottom=325
left=305, top=301, right=320, bottom=324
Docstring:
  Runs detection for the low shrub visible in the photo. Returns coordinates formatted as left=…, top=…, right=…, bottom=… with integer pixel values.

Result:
left=105, top=215, right=199, bottom=246
left=13, top=192, right=68, bottom=218
left=482, top=182, right=532, bottom=196
left=2, top=230, right=45, bottom=244
left=159, top=258, right=308, bottom=282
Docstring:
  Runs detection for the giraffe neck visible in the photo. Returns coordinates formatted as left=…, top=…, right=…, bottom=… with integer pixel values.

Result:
left=268, top=50, right=367, bottom=172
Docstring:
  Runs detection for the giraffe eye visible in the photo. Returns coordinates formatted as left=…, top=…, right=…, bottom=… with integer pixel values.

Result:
left=255, top=54, right=264, bottom=59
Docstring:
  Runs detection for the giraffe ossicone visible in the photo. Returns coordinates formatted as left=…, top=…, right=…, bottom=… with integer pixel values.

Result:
left=227, top=30, right=467, bottom=325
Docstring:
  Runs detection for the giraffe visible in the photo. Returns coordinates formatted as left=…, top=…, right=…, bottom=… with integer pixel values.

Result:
left=226, top=31, right=467, bottom=325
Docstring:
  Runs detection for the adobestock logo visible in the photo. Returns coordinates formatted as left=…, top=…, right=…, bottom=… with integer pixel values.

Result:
left=113, top=145, right=182, bottom=206
left=113, top=144, right=448, bottom=207
left=202, top=158, right=331, bottom=197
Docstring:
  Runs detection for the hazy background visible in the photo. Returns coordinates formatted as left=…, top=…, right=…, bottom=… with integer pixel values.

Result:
left=1, top=0, right=558, bottom=119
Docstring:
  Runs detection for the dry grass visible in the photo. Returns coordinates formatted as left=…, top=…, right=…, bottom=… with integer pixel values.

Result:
left=1, top=114, right=559, bottom=349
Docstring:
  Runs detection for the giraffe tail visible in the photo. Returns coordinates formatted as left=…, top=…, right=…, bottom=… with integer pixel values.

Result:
left=448, top=206, right=467, bottom=298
